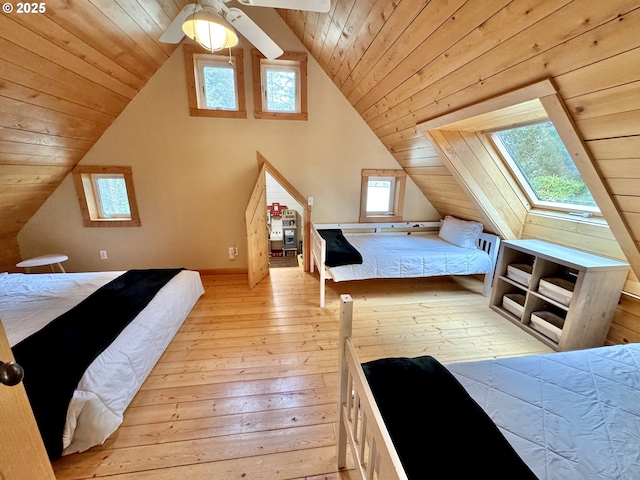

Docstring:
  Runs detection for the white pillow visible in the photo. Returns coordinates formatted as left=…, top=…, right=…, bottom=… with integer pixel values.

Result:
left=438, top=215, right=483, bottom=249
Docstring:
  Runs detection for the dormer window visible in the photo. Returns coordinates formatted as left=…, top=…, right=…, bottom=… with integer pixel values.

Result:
left=490, top=121, right=599, bottom=216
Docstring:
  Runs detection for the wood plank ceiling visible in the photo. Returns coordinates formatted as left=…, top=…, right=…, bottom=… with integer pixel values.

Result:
left=0, top=0, right=187, bottom=271
left=1, top=0, right=640, bottom=276
left=277, top=0, right=640, bottom=278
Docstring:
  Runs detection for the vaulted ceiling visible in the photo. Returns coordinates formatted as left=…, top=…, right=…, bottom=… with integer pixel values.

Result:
left=1, top=0, right=639, bottom=280
left=276, top=0, right=640, bottom=288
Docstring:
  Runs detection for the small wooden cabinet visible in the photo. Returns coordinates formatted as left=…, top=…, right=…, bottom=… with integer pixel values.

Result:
left=490, top=239, right=629, bottom=351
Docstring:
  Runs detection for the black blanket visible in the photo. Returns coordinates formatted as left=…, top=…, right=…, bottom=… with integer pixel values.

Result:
left=12, top=268, right=184, bottom=460
left=362, top=356, right=538, bottom=480
left=318, top=229, right=363, bottom=267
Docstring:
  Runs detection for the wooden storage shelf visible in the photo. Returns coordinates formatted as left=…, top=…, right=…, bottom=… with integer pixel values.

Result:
left=490, top=239, right=629, bottom=351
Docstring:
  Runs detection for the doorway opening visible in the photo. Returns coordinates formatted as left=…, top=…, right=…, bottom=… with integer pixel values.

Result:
left=266, top=171, right=304, bottom=269
left=246, top=152, right=311, bottom=289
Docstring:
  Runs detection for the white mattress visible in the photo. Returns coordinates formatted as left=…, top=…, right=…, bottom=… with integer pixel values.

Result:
left=447, top=343, right=640, bottom=480
left=0, top=270, right=204, bottom=455
left=327, top=232, right=492, bottom=282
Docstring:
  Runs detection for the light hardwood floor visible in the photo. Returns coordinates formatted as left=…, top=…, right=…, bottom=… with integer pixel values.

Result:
left=51, top=269, right=552, bottom=479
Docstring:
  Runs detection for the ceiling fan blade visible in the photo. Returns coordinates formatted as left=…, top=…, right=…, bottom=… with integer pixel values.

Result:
left=159, top=3, right=202, bottom=44
left=236, top=0, right=331, bottom=13
left=226, top=7, right=284, bottom=59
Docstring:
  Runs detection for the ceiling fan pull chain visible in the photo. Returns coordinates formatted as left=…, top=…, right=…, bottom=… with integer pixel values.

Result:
left=228, top=47, right=233, bottom=65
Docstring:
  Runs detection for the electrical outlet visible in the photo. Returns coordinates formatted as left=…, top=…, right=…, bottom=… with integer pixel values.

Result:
left=99, top=250, right=108, bottom=260
left=228, top=247, right=235, bottom=256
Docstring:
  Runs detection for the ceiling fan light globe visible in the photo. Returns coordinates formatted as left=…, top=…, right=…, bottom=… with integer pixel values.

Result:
left=196, top=21, right=238, bottom=50
left=182, top=11, right=238, bottom=51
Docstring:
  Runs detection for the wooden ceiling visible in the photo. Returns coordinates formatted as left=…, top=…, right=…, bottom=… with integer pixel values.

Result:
left=277, top=0, right=640, bottom=281
left=0, top=0, right=187, bottom=270
left=1, top=0, right=639, bottom=277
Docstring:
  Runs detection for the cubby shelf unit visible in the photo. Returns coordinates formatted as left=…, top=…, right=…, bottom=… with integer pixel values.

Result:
left=490, top=239, right=629, bottom=351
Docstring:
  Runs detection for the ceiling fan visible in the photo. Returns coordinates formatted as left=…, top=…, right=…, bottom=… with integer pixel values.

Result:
left=159, top=0, right=331, bottom=59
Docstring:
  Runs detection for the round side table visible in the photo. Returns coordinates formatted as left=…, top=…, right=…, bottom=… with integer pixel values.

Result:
left=16, top=254, right=68, bottom=273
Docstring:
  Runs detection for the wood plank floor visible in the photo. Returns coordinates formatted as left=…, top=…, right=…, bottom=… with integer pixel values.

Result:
left=51, top=269, right=552, bottom=479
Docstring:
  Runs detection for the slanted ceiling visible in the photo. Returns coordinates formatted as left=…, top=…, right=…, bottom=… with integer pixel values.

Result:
left=278, top=0, right=640, bottom=282
left=1, top=0, right=640, bottom=281
left=0, top=0, right=184, bottom=271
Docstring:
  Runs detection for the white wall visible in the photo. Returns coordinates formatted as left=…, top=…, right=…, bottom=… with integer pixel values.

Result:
left=18, top=8, right=438, bottom=272
left=266, top=172, right=303, bottom=218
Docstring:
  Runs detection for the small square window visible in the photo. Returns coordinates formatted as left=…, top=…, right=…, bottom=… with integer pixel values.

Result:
left=262, top=63, right=300, bottom=113
left=195, top=55, right=239, bottom=110
left=184, top=45, right=247, bottom=119
left=93, top=175, right=131, bottom=218
left=196, top=59, right=238, bottom=110
left=360, top=170, right=406, bottom=223
left=72, top=166, right=141, bottom=227
left=366, top=178, right=396, bottom=214
left=252, top=50, right=308, bottom=121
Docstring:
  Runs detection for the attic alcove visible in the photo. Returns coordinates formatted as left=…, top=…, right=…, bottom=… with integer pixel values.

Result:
left=417, top=80, right=637, bottom=274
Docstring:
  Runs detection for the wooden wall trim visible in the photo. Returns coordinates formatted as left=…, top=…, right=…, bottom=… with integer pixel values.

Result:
left=427, top=130, right=516, bottom=238
left=417, top=79, right=558, bottom=132
left=539, top=93, right=640, bottom=272
left=196, top=268, right=248, bottom=275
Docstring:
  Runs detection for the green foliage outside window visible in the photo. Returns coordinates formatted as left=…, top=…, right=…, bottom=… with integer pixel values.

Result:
left=494, top=122, right=597, bottom=207
left=96, top=177, right=130, bottom=217
left=203, top=65, right=237, bottom=110
left=266, top=70, right=297, bottom=112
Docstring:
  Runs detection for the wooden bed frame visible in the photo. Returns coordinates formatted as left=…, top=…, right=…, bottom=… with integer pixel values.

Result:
left=336, top=295, right=640, bottom=480
left=310, top=221, right=500, bottom=307
left=337, top=294, right=407, bottom=479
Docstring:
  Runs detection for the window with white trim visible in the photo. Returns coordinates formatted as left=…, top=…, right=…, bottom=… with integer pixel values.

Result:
left=261, top=60, right=300, bottom=113
left=91, top=174, right=131, bottom=219
left=490, top=121, right=599, bottom=216
left=195, top=54, right=239, bottom=110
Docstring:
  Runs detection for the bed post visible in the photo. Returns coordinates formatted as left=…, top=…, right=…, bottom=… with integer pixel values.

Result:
left=320, top=268, right=326, bottom=308
left=481, top=235, right=500, bottom=297
left=310, top=224, right=327, bottom=307
left=337, top=294, right=353, bottom=470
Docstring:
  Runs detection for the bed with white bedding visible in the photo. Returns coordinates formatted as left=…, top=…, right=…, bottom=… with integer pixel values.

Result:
left=326, top=232, right=493, bottom=282
left=311, top=219, right=500, bottom=307
left=447, top=344, right=640, bottom=479
left=0, top=270, right=204, bottom=456
left=337, top=295, right=640, bottom=480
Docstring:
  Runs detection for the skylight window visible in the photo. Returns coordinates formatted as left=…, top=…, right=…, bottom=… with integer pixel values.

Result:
left=491, top=121, right=599, bottom=214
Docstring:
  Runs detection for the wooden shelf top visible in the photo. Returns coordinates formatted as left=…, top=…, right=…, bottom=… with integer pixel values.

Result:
left=502, top=239, right=629, bottom=271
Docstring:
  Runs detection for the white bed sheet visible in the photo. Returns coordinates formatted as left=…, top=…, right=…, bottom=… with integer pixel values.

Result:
left=447, top=343, right=640, bottom=480
left=326, top=232, right=492, bottom=282
left=0, top=270, right=204, bottom=455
